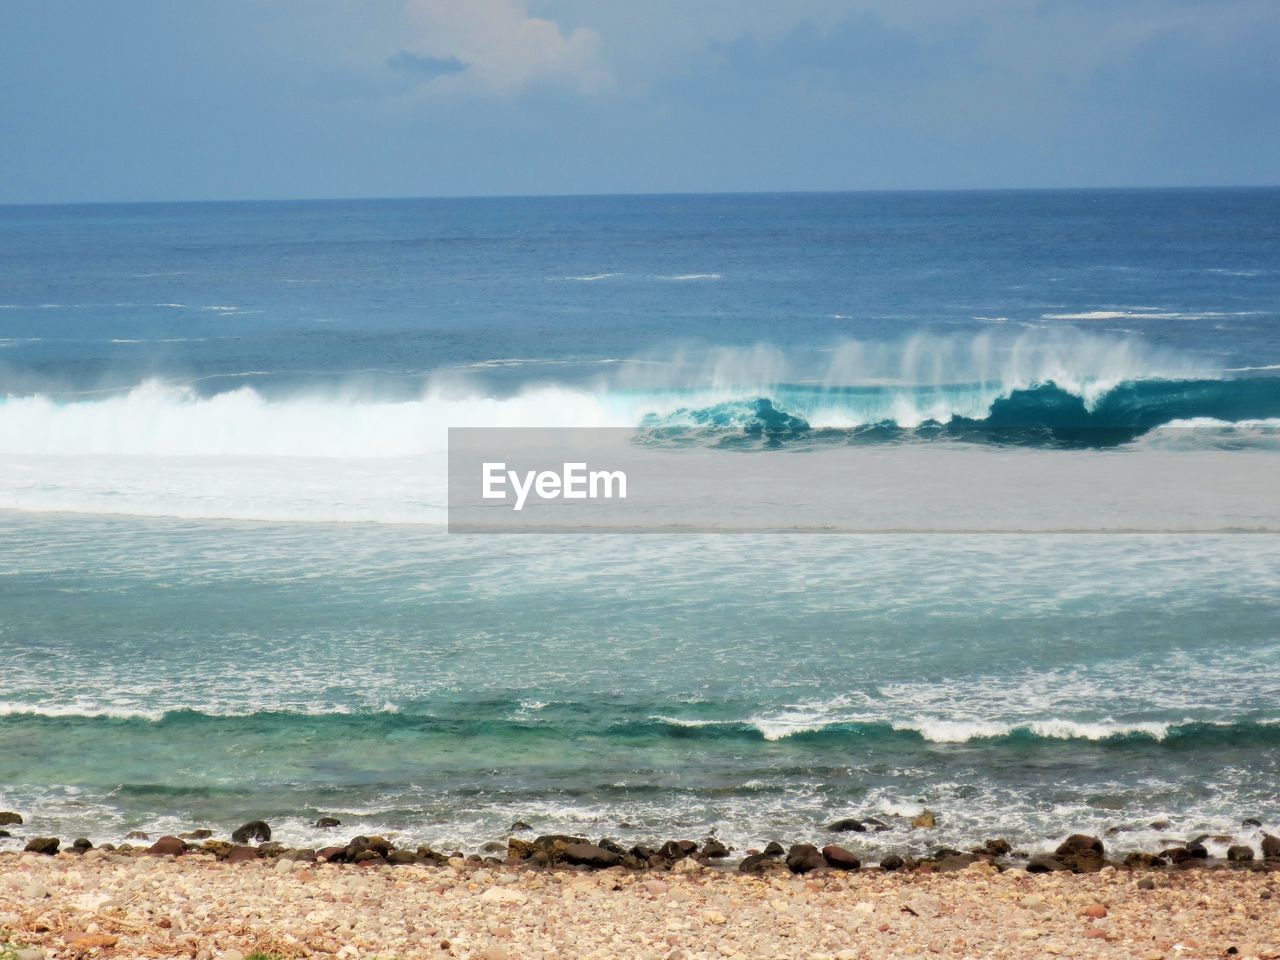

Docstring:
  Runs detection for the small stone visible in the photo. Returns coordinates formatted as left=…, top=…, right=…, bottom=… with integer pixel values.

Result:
left=1137, top=877, right=1156, bottom=890
left=315, top=817, right=341, bottom=829
left=1083, top=903, right=1107, bottom=919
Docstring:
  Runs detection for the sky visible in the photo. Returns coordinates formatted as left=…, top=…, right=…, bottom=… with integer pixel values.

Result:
left=1, top=0, right=1278, bottom=203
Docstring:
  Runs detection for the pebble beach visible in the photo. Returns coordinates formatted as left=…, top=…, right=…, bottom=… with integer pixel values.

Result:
left=2, top=843, right=1279, bottom=960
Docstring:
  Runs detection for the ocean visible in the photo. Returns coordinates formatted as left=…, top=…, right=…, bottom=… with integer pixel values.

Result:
left=1, top=188, right=1278, bottom=860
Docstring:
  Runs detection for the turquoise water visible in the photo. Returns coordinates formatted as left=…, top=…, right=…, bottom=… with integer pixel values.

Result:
left=1, top=190, right=1278, bottom=856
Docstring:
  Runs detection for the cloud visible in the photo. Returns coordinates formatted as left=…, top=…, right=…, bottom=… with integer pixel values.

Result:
left=398, top=0, right=609, bottom=97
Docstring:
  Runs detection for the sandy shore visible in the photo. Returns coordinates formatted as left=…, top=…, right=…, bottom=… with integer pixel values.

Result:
left=1, top=851, right=1277, bottom=960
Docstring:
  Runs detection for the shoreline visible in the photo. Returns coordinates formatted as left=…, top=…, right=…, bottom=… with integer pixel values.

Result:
left=2, top=846, right=1277, bottom=960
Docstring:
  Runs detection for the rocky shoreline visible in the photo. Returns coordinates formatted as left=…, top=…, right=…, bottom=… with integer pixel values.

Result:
left=3, top=809, right=1279, bottom=879
left=2, top=831, right=1278, bottom=960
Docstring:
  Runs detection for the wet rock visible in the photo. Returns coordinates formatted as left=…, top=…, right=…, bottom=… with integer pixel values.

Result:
left=387, top=849, right=418, bottom=865
left=1184, top=840, right=1208, bottom=859
left=1054, top=834, right=1105, bottom=873
left=258, top=841, right=288, bottom=858
left=1162, top=846, right=1193, bottom=864
left=629, top=844, right=657, bottom=861
left=879, top=853, right=905, bottom=871
left=225, top=844, right=260, bottom=863
left=763, top=841, right=785, bottom=856
left=315, top=817, right=341, bottom=829
left=826, top=818, right=866, bottom=833
left=1137, top=877, right=1156, bottom=890
left=147, top=836, right=187, bottom=856
left=785, top=843, right=825, bottom=874
left=0, top=812, right=22, bottom=826
left=1227, top=845, right=1255, bottom=862
left=1149, top=819, right=1171, bottom=831
left=937, top=853, right=980, bottom=872
left=821, top=844, right=861, bottom=870
left=180, top=829, right=212, bottom=840
left=1261, top=834, right=1280, bottom=860
left=71, top=838, right=93, bottom=852
left=1026, top=855, right=1069, bottom=873
left=911, top=810, right=937, bottom=829
left=317, top=845, right=347, bottom=862
left=864, top=817, right=891, bottom=831
left=1243, top=818, right=1262, bottom=828
left=23, top=837, right=59, bottom=855
left=700, top=838, right=729, bottom=858
left=510, top=820, right=532, bottom=831
left=352, top=849, right=384, bottom=864
left=416, top=846, right=449, bottom=865
left=0, top=829, right=9, bottom=838
left=1124, top=851, right=1165, bottom=868
left=659, top=839, right=698, bottom=861
left=481, top=841, right=506, bottom=854
left=979, top=838, right=1012, bottom=856
left=596, top=838, right=627, bottom=855
left=231, top=820, right=271, bottom=844
left=124, top=830, right=149, bottom=840
left=561, top=842, right=624, bottom=869
left=739, top=852, right=783, bottom=874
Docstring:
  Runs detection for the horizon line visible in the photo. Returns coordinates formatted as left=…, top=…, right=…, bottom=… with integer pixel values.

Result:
left=3, top=183, right=1279, bottom=210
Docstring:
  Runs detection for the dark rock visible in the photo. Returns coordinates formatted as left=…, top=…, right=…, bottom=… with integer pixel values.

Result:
left=180, top=829, right=212, bottom=840
left=1243, top=818, right=1262, bottom=828
left=763, top=841, right=785, bottom=856
left=597, top=838, right=627, bottom=856
left=980, top=838, right=1012, bottom=856
left=0, top=812, right=23, bottom=826
left=285, top=848, right=317, bottom=861
left=1261, top=834, right=1280, bottom=860
left=124, top=831, right=149, bottom=840
left=931, top=847, right=964, bottom=860
left=510, top=820, right=532, bottom=832
left=863, top=817, right=890, bottom=831
left=562, top=842, right=624, bottom=869
left=1228, top=845, right=1255, bottom=862
left=620, top=854, right=646, bottom=870
left=629, top=844, right=657, bottom=861
left=72, top=838, right=93, bottom=851
left=1150, top=819, right=1171, bottom=831
left=785, top=843, right=825, bottom=874
left=387, top=850, right=418, bottom=865
left=739, top=852, right=784, bottom=874
left=658, top=839, right=698, bottom=861
left=225, top=844, right=259, bottom=863
left=879, top=853, right=905, bottom=871
left=1137, top=877, right=1156, bottom=890
left=1162, top=846, right=1193, bottom=864
left=1184, top=840, right=1208, bottom=859
left=0, top=830, right=9, bottom=838
left=821, top=845, right=861, bottom=870
left=1054, top=834, right=1105, bottom=873
left=315, top=817, right=341, bottom=829
left=701, top=838, right=729, bottom=858
left=257, top=841, right=288, bottom=858
left=481, top=841, right=506, bottom=854
left=231, top=820, right=271, bottom=844
left=826, top=818, right=866, bottom=833
left=147, top=836, right=187, bottom=856
left=937, top=853, right=980, bottom=872
left=416, top=847, right=449, bottom=865
left=1026, top=855, right=1070, bottom=873
left=317, top=845, right=347, bottom=863
left=24, top=836, right=59, bottom=855
left=352, top=849, right=384, bottom=864
left=1124, top=851, right=1165, bottom=868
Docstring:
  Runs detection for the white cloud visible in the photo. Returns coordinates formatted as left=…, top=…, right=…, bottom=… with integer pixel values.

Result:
left=399, top=0, right=609, bottom=96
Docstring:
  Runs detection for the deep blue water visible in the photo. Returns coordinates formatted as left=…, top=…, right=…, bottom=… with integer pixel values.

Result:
left=1, top=190, right=1278, bottom=858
